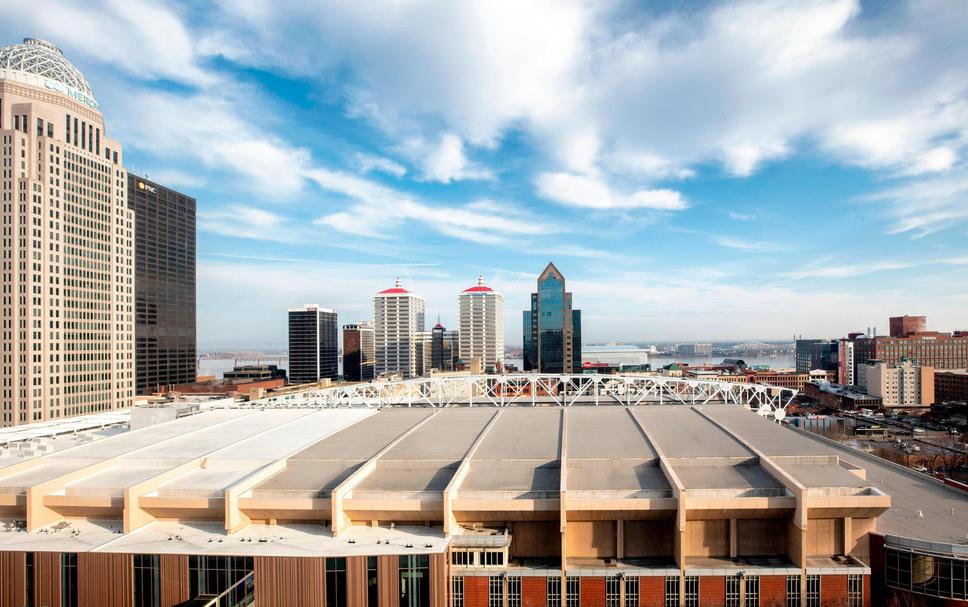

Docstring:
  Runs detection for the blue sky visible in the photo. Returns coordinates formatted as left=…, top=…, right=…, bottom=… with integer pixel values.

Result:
left=4, top=0, right=967, bottom=349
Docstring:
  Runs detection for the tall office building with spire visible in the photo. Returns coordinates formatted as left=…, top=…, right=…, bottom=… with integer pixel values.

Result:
left=374, top=278, right=425, bottom=378
left=523, top=263, right=581, bottom=373
left=0, top=38, right=133, bottom=425
left=459, top=275, right=504, bottom=373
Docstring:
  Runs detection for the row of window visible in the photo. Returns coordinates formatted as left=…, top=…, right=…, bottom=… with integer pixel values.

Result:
left=450, top=573, right=861, bottom=607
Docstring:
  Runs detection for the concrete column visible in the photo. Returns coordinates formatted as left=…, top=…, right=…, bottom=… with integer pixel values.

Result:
left=730, top=519, right=738, bottom=558
left=617, top=520, right=625, bottom=559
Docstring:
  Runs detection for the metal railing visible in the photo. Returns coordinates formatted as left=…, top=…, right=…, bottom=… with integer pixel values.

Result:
left=201, top=571, right=255, bottom=607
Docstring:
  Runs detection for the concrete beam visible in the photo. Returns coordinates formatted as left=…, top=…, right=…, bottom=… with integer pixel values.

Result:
left=694, top=407, right=809, bottom=567
left=559, top=409, right=568, bottom=575
left=627, top=407, right=687, bottom=569
left=442, top=409, right=502, bottom=535
left=331, top=410, right=439, bottom=536
left=24, top=414, right=247, bottom=531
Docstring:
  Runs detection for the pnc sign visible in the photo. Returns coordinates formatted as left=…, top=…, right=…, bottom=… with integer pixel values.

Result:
left=137, top=181, right=157, bottom=194
left=44, top=79, right=99, bottom=110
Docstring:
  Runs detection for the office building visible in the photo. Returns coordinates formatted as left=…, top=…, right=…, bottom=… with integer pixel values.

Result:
left=838, top=317, right=968, bottom=385
left=523, top=262, right=581, bottom=373
left=935, top=370, right=968, bottom=403
left=0, top=38, right=134, bottom=426
left=287, top=305, right=338, bottom=385
left=794, top=338, right=838, bottom=373
left=374, top=278, right=425, bottom=378
left=677, top=343, right=712, bottom=356
left=7, top=386, right=968, bottom=607
left=889, top=315, right=926, bottom=338
left=459, top=276, right=504, bottom=373
left=431, top=321, right=460, bottom=372
left=802, top=381, right=883, bottom=410
left=858, top=360, right=934, bottom=408
left=128, top=175, right=196, bottom=394
left=342, top=322, right=375, bottom=382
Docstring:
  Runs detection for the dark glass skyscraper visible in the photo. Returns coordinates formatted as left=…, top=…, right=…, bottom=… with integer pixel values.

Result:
left=288, top=305, right=338, bottom=385
left=127, top=175, right=196, bottom=394
left=523, top=263, right=581, bottom=373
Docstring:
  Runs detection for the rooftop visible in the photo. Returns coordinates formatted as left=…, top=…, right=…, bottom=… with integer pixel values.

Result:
left=0, top=38, right=95, bottom=99
left=0, top=403, right=963, bottom=555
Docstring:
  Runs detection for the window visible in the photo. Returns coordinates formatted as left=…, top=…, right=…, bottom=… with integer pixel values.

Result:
left=25, top=552, right=34, bottom=607
left=61, top=553, right=78, bottom=607
left=744, top=575, right=759, bottom=607
left=607, top=576, right=621, bottom=607
left=508, top=576, right=521, bottom=607
left=726, top=575, right=741, bottom=607
left=805, top=574, right=821, bottom=607
left=565, top=577, right=580, bottom=607
left=188, top=556, right=253, bottom=597
left=399, top=555, right=429, bottom=607
left=134, top=554, right=160, bottom=607
left=547, top=576, right=561, bottom=607
left=665, top=576, right=679, bottom=607
left=786, top=575, right=801, bottom=607
left=367, top=557, right=378, bottom=607
left=483, top=551, right=505, bottom=567
left=684, top=575, right=699, bottom=607
left=489, top=576, right=503, bottom=607
left=326, top=557, right=346, bottom=607
left=625, top=577, right=639, bottom=607
left=451, top=576, right=464, bottom=607
left=848, top=574, right=863, bottom=607
left=452, top=550, right=474, bottom=566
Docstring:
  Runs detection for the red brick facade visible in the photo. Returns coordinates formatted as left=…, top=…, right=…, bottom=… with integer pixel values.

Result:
left=700, top=576, right=724, bottom=607
left=521, top=576, right=547, bottom=607
left=760, top=575, right=787, bottom=606
left=639, top=576, right=666, bottom=607
left=463, top=575, right=489, bottom=607
left=821, top=574, right=848, bottom=605
left=579, top=577, right=605, bottom=607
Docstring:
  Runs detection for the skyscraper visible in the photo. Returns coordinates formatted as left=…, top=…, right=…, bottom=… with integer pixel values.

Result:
left=431, top=320, right=460, bottom=372
left=342, top=321, right=375, bottom=382
left=459, top=276, right=504, bottom=373
left=0, top=38, right=134, bottom=426
left=374, top=278, right=425, bottom=378
left=523, top=263, right=581, bottom=373
left=288, top=305, right=338, bottom=385
left=128, top=175, right=196, bottom=394
left=795, top=338, right=838, bottom=373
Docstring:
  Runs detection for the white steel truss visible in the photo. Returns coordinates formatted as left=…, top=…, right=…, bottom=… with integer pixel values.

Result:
left=250, top=374, right=796, bottom=417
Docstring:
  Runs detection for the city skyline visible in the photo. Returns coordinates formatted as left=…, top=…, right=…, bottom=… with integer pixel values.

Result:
left=1, top=1, right=965, bottom=350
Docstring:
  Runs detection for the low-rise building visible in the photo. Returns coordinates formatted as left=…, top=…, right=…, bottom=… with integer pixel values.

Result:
left=802, top=381, right=882, bottom=410
left=222, top=364, right=287, bottom=383
left=935, top=369, right=968, bottom=403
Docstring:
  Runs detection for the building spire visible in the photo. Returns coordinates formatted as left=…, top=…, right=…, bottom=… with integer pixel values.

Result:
left=478, top=274, right=485, bottom=286
left=394, top=277, right=402, bottom=289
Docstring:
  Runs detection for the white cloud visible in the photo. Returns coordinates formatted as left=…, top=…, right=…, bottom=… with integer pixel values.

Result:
left=0, top=0, right=210, bottom=85
left=400, top=133, right=493, bottom=183
left=861, top=172, right=968, bottom=238
left=352, top=152, right=407, bottom=178
left=783, top=261, right=920, bottom=280
left=536, top=172, right=687, bottom=211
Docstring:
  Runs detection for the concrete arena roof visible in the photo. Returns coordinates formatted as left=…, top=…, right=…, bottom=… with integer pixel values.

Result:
left=0, top=403, right=965, bottom=555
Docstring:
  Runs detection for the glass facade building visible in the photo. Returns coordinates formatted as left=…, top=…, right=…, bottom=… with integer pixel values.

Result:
left=288, top=305, right=338, bottom=385
left=128, top=175, right=197, bottom=394
left=523, top=263, right=581, bottom=373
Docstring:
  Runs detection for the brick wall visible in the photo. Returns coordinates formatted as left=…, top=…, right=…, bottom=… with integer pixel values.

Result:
left=700, top=576, right=724, bottom=607
left=639, top=576, right=666, bottom=607
left=464, top=576, right=489, bottom=607
left=760, top=575, right=787, bottom=607
left=522, top=576, right=547, bottom=607
left=863, top=574, right=871, bottom=607
left=821, top=574, right=848, bottom=605
left=580, top=577, right=605, bottom=607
